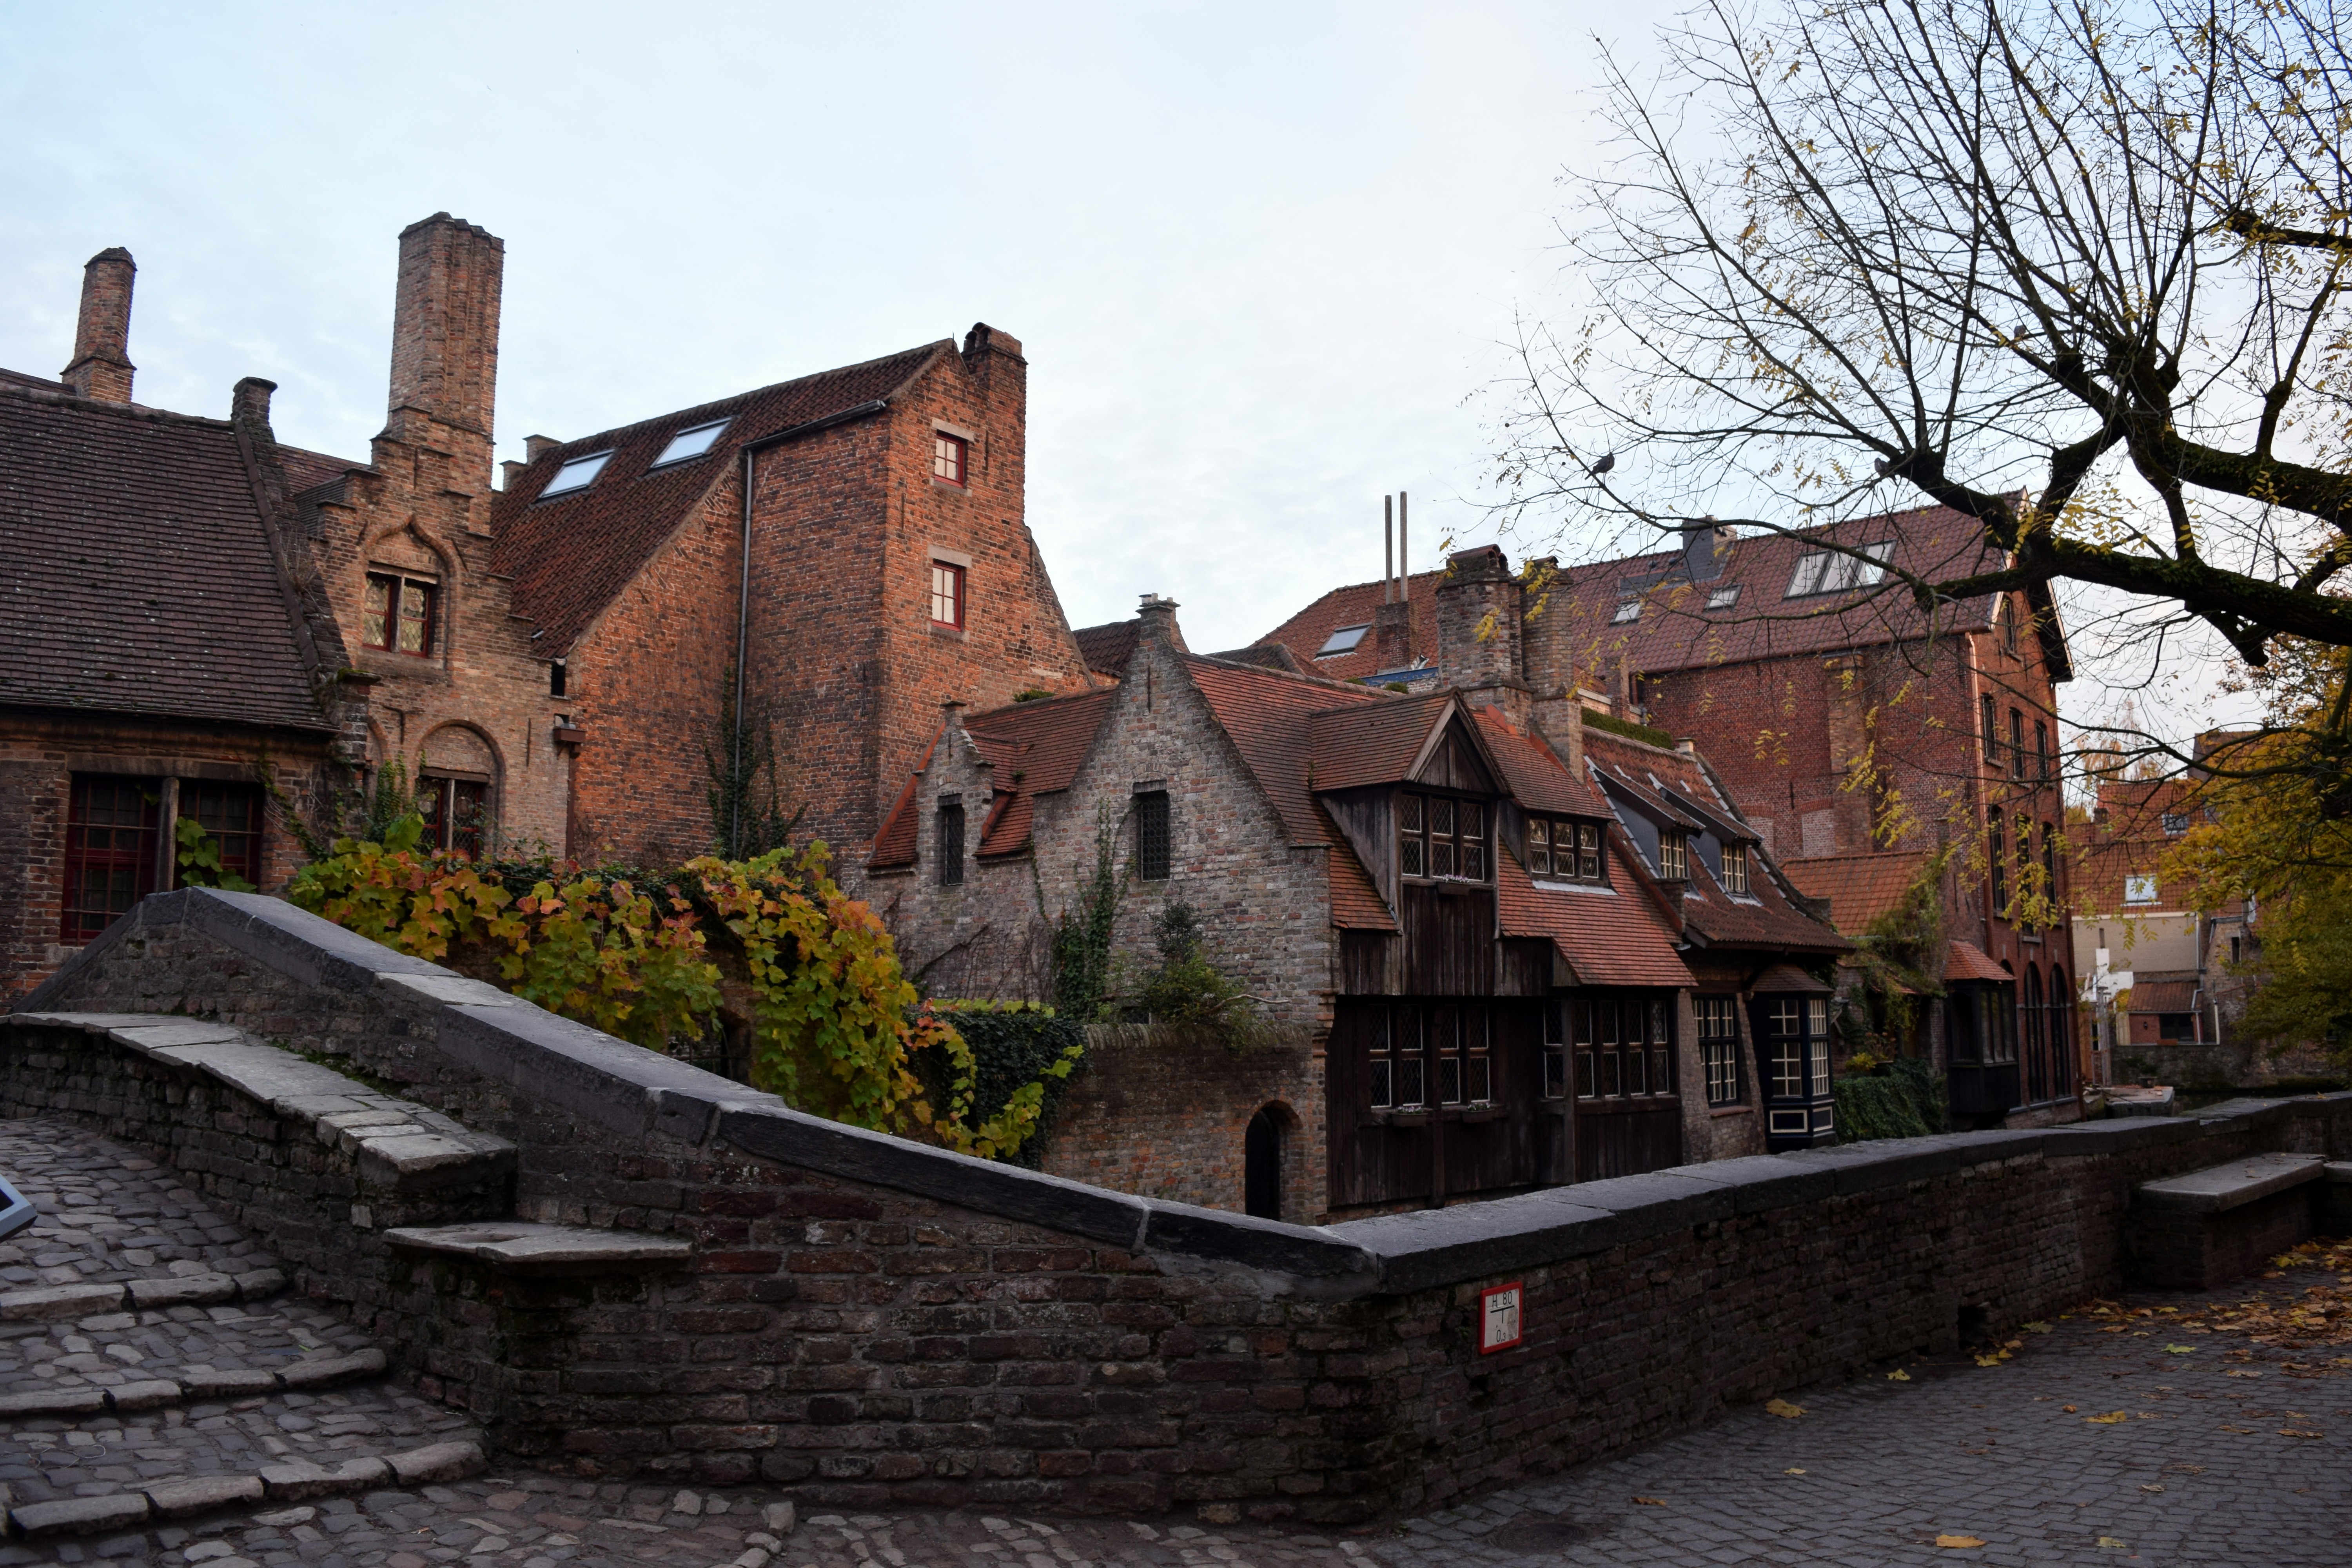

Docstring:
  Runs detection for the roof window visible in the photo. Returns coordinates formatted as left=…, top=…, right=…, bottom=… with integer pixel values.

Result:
left=651, top=420, right=729, bottom=468
left=1707, top=584, right=1740, bottom=610
left=1611, top=599, right=1642, bottom=624
left=1317, top=624, right=1370, bottom=657
left=541, top=451, right=613, bottom=498
left=1785, top=540, right=1893, bottom=598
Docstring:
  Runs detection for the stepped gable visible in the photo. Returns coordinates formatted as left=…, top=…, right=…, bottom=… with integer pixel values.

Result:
left=1583, top=726, right=1849, bottom=955
left=0, top=387, right=325, bottom=731
left=1782, top=849, right=1936, bottom=936
left=486, top=341, right=949, bottom=655
left=1548, top=505, right=2071, bottom=678
left=1254, top=568, right=1443, bottom=681
left=869, top=687, right=1118, bottom=868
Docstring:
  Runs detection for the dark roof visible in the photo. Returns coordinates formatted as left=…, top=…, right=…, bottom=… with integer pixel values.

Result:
left=0, top=368, right=62, bottom=394
left=1072, top=620, right=1141, bottom=678
left=488, top=342, right=949, bottom=653
left=0, top=387, right=326, bottom=731
left=1208, top=642, right=1304, bottom=675
left=1255, top=572, right=1443, bottom=682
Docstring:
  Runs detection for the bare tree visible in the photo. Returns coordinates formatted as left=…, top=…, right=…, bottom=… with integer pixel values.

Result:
left=1495, top=0, right=2352, bottom=673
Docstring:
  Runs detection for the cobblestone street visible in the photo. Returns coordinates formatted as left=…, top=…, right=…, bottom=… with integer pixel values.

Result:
left=0, top=1116, right=2343, bottom=1568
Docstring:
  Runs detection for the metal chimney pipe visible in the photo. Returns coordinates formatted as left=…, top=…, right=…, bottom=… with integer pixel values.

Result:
left=1385, top=495, right=1395, bottom=603
left=1399, top=491, right=1409, bottom=601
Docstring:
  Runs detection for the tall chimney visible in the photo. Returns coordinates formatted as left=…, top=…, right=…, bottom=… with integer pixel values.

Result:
left=1435, top=544, right=1526, bottom=710
left=61, top=248, right=136, bottom=403
left=384, top=213, right=505, bottom=494
left=1384, top=495, right=1395, bottom=603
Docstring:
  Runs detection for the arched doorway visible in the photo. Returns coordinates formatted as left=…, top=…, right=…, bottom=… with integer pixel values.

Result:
left=1244, top=1107, right=1283, bottom=1219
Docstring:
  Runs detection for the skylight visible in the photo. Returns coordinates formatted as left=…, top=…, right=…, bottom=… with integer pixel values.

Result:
left=1784, top=540, right=1893, bottom=598
left=1707, top=584, right=1741, bottom=610
left=1317, top=624, right=1371, bottom=657
left=541, top=451, right=613, bottom=498
left=652, top=420, right=730, bottom=468
left=1611, top=599, right=1641, bottom=624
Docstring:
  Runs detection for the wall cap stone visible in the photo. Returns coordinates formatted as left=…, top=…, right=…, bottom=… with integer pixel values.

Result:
left=2134, top=1152, right=2327, bottom=1214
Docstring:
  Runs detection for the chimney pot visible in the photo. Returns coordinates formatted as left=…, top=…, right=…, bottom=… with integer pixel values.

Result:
left=1136, top=594, right=1185, bottom=651
left=61, top=247, right=136, bottom=403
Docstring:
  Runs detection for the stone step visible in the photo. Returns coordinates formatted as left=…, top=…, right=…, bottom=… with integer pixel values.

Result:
left=2, top=1437, right=484, bottom=1539
left=0, top=1269, right=284, bottom=1323
left=0, top=1346, right=384, bottom=1419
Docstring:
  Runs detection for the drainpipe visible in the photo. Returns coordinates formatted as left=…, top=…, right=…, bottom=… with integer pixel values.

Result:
left=732, top=446, right=756, bottom=858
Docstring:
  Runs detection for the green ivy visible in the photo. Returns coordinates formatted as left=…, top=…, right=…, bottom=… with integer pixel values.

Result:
left=920, top=1002, right=1088, bottom=1169
left=173, top=817, right=256, bottom=893
left=1581, top=708, right=1678, bottom=749
left=1833, top=1057, right=1949, bottom=1142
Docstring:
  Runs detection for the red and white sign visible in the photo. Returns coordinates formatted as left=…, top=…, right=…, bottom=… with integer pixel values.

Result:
left=1480, top=1281, right=1524, bottom=1354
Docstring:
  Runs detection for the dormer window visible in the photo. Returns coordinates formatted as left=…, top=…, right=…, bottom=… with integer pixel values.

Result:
left=540, top=451, right=612, bottom=497
left=933, top=432, right=968, bottom=487
left=363, top=572, right=436, bottom=657
left=651, top=420, right=729, bottom=468
left=1317, top=624, right=1370, bottom=657
left=1720, top=842, right=1750, bottom=895
left=1399, top=792, right=1486, bottom=882
left=1525, top=815, right=1604, bottom=883
left=1785, top=540, right=1892, bottom=597
left=1659, top=829, right=1690, bottom=880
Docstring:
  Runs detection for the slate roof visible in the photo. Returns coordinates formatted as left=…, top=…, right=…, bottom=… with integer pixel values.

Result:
left=0, top=387, right=326, bottom=731
left=1072, top=620, right=1140, bottom=678
left=487, top=342, right=949, bottom=654
left=1495, top=837, right=1695, bottom=988
left=1782, top=850, right=1935, bottom=936
left=1255, top=572, right=1444, bottom=682
left=1582, top=727, right=1848, bottom=956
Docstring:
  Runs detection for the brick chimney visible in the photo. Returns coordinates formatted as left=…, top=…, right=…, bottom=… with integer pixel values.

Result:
left=383, top=213, right=504, bottom=495
left=1136, top=593, right=1185, bottom=651
left=61, top=248, right=136, bottom=403
left=1371, top=600, right=1415, bottom=673
left=1435, top=545, right=1525, bottom=700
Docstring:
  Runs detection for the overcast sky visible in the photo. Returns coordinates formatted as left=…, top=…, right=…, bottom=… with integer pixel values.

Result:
left=0, top=0, right=1676, bottom=656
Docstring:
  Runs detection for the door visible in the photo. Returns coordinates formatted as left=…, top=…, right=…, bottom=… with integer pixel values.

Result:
left=1244, top=1109, right=1281, bottom=1219
left=1570, top=995, right=1685, bottom=1180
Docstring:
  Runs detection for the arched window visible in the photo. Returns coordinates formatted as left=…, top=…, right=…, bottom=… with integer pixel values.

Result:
left=1244, top=1107, right=1284, bottom=1219
left=2023, top=965, right=2045, bottom=1101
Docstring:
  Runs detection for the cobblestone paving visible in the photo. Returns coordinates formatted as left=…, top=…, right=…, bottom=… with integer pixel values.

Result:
left=2, top=1115, right=2346, bottom=1566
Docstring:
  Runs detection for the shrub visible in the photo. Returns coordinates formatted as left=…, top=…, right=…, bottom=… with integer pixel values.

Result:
left=1834, top=1056, right=1949, bottom=1142
left=919, top=1002, right=1088, bottom=1169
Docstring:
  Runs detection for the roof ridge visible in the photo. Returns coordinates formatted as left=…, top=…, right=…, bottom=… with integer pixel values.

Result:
left=1178, top=650, right=1399, bottom=702
left=540, top=340, right=952, bottom=456
left=0, top=379, right=233, bottom=431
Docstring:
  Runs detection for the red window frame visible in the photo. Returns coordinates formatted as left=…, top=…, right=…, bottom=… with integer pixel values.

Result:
left=363, top=572, right=437, bottom=657
left=930, top=561, right=967, bottom=629
left=62, top=775, right=159, bottom=942
left=932, top=432, right=968, bottom=487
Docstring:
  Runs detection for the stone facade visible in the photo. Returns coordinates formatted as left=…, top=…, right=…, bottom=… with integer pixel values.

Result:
left=10, top=888, right=2350, bottom=1523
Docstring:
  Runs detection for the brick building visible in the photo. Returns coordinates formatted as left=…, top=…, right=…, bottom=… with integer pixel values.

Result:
left=868, top=556, right=1844, bottom=1223
left=1, top=250, right=366, bottom=1004
left=1263, top=510, right=2084, bottom=1128
left=1, top=214, right=1094, bottom=998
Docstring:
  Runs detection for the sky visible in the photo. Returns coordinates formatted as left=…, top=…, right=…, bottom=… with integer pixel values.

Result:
left=0, top=0, right=1671, bottom=657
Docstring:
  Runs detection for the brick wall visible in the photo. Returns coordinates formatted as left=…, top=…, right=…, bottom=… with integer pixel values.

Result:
left=13, top=889, right=2352, bottom=1523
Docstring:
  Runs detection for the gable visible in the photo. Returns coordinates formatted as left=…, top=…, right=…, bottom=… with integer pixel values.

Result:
left=1411, top=718, right=1496, bottom=795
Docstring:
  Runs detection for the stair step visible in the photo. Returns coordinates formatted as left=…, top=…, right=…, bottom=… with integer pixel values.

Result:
left=3, top=1438, right=485, bottom=1539
left=0, top=1347, right=383, bottom=1419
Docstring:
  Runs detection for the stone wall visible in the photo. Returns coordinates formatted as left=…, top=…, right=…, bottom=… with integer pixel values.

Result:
left=12, top=889, right=2352, bottom=1526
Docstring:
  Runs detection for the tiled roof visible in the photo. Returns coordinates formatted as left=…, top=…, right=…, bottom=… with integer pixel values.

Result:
left=1321, top=806, right=1398, bottom=931
left=1307, top=691, right=1456, bottom=795
left=1781, top=851, right=1934, bottom=936
left=488, top=342, right=948, bottom=653
left=2127, top=978, right=2199, bottom=1013
left=1072, top=619, right=1140, bottom=677
left=1751, top=962, right=1834, bottom=993
left=1494, top=839, right=1694, bottom=988
left=1254, top=572, right=1444, bottom=681
left=865, top=688, right=1118, bottom=869
left=0, top=387, right=326, bottom=731
left=0, top=368, right=63, bottom=393
left=1583, top=728, right=1848, bottom=955
left=1944, top=939, right=2011, bottom=984
left=866, top=739, right=934, bottom=870
left=1469, top=707, right=1610, bottom=818
left=1207, top=643, right=1303, bottom=675
left=1183, top=655, right=1390, bottom=846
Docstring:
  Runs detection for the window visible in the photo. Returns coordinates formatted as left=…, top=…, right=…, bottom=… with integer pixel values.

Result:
left=1989, top=811, right=2008, bottom=913
left=1431, top=1004, right=1493, bottom=1107
left=2124, top=874, right=2157, bottom=905
left=2042, top=821, right=2058, bottom=906
left=1398, top=793, right=1487, bottom=882
left=2016, top=812, right=2036, bottom=927
left=1572, top=997, right=1675, bottom=1100
left=2159, top=811, right=2189, bottom=835
left=1134, top=790, right=1170, bottom=881
left=1981, top=693, right=1999, bottom=765
left=1364, top=1002, right=1495, bottom=1111
left=2229, top=935, right=2243, bottom=964
left=651, top=420, right=729, bottom=468
left=180, top=782, right=263, bottom=888
left=1707, top=584, right=1740, bottom=610
left=932, top=432, right=967, bottom=486
left=1759, top=996, right=1830, bottom=1099
left=540, top=451, right=612, bottom=497
left=1612, top=599, right=1642, bottom=624
left=362, top=573, right=437, bottom=657
left=2005, top=596, right=2020, bottom=653
left=1784, top=541, right=1892, bottom=597
left=929, top=561, right=966, bottom=629
left=1373, top=1006, right=1423, bottom=1109
left=548, top=661, right=566, bottom=699
left=62, top=776, right=158, bottom=942
left=417, top=777, right=490, bottom=860
left=1543, top=1004, right=1566, bottom=1099
left=2009, top=709, right=2025, bottom=779
left=1525, top=816, right=1604, bottom=882
left=1720, top=842, right=1749, bottom=895
left=1316, top=624, right=1370, bottom=657
left=2034, top=720, right=2051, bottom=780
left=1697, top=996, right=1743, bottom=1106
left=1658, top=829, right=1690, bottom=880
left=936, top=797, right=965, bottom=886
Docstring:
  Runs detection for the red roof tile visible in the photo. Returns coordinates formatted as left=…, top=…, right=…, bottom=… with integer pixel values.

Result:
left=2127, top=978, right=2198, bottom=1013
left=1182, top=655, right=1390, bottom=846
left=488, top=342, right=947, bottom=653
left=1781, top=851, right=1934, bottom=936
left=1072, top=619, right=1140, bottom=678
left=1468, top=709, right=1611, bottom=818
left=1307, top=692, right=1457, bottom=794
left=1495, top=840, right=1695, bottom=988
left=1944, top=939, right=2011, bottom=984
left=866, top=738, right=935, bottom=870
left=1322, top=806, right=1398, bottom=931
left=1255, top=571, right=1445, bottom=681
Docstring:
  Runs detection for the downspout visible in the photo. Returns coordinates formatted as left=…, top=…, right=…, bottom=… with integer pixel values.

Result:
left=732, top=445, right=757, bottom=858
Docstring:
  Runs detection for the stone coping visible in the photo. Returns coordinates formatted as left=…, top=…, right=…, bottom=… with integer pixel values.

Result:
left=385, top=1220, right=695, bottom=1274
left=20, top=890, right=2352, bottom=1299
left=1, top=1010, right=517, bottom=1192
left=2132, top=1151, right=2328, bottom=1213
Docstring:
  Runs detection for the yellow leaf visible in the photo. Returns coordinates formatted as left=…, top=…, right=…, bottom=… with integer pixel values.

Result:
left=1765, top=1398, right=1805, bottom=1419
left=1784, top=1467, right=1807, bottom=1475
left=2023, top=1321, right=2052, bottom=1333
left=2279, top=1428, right=2323, bottom=1438
left=2085, top=1411, right=2130, bottom=1424
left=1936, top=1535, right=1986, bottom=1549
left=1887, top=1369, right=1912, bottom=1381
left=2164, top=1344, right=2197, bottom=1354
left=2062, top=1405, right=2078, bottom=1413
left=2098, top=1538, right=2130, bottom=1550
left=1633, top=1496, right=1667, bottom=1506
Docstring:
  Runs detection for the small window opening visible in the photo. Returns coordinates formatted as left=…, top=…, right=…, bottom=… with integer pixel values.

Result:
left=933, top=432, right=968, bottom=486
left=541, top=451, right=612, bottom=497
left=1524, top=816, right=1604, bottom=882
left=1612, top=599, right=1642, bottom=624
left=549, top=660, right=567, bottom=698
left=417, top=777, right=490, bottom=860
left=930, top=561, right=967, bottom=629
left=1698, top=996, right=1743, bottom=1106
left=62, top=775, right=159, bottom=942
left=1659, top=829, right=1690, bottom=880
left=651, top=421, right=729, bottom=468
left=937, top=797, right=965, bottom=886
left=363, top=573, right=437, bottom=657
left=1316, top=624, right=1370, bottom=657
left=1707, top=584, right=1740, bottom=610
left=1982, top=693, right=1999, bottom=766
left=1134, top=790, right=1170, bottom=881
left=1720, top=842, right=1749, bottom=895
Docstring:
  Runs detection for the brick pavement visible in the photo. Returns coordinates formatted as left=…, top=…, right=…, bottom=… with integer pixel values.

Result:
left=2, top=1113, right=2346, bottom=1566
